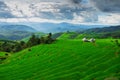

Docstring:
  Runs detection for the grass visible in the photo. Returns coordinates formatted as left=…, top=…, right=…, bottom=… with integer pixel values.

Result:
left=0, top=52, right=6, bottom=57
left=0, top=39, right=120, bottom=80
left=57, top=32, right=77, bottom=39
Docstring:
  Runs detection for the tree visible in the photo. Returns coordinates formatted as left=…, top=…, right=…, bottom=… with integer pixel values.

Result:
left=40, top=37, right=45, bottom=43
left=45, top=33, right=53, bottom=44
left=20, top=41, right=26, bottom=49
left=13, top=43, right=22, bottom=52
left=115, top=40, right=120, bottom=47
left=27, top=34, right=36, bottom=47
left=0, top=33, right=55, bottom=53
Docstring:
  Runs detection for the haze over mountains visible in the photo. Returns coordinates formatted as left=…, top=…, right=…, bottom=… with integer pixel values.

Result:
left=0, top=25, right=37, bottom=32
left=82, top=25, right=120, bottom=33
left=0, top=24, right=36, bottom=40
left=28, top=22, right=105, bottom=32
left=0, top=22, right=105, bottom=32
left=0, top=21, right=119, bottom=40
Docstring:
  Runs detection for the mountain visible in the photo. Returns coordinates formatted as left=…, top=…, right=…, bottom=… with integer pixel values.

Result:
left=23, top=22, right=105, bottom=33
left=0, top=25, right=37, bottom=32
left=82, top=25, right=120, bottom=33
left=80, top=25, right=120, bottom=38
left=52, top=25, right=120, bottom=39
left=0, top=25, right=37, bottom=40
left=0, top=22, right=106, bottom=40
left=0, top=22, right=105, bottom=33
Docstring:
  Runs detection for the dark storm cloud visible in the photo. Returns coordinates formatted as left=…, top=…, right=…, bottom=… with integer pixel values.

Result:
left=71, top=0, right=82, bottom=4
left=91, top=0, right=120, bottom=13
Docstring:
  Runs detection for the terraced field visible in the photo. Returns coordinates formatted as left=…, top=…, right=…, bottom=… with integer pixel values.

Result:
left=0, top=52, right=6, bottom=57
left=0, top=39, right=120, bottom=80
left=57, top=32, right=78, bottom=39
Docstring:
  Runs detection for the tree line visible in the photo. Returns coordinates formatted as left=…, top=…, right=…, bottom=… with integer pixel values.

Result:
left=0, top=33, right=55, bottom=53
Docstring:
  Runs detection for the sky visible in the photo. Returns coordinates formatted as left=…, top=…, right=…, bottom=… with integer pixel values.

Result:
left=0, top=0, right=120, bottom=25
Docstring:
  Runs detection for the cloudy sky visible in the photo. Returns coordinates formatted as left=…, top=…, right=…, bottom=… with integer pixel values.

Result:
left=0, top=0, right=120, bottom=25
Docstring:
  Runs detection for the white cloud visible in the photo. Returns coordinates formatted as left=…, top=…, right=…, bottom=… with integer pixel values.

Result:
left=32, top=2, right=61, bottom=13
left=0, top=18, right=27, bottom=22
left=5, top=1, right=63, bottom=18
left=72, top=13, right=85, bottom=23
left=0, top=0, right=119, bottom=25
left=98, top=14, right=120, bottom=24
left=0, top=17, right=119, bottom=26
left=0, top=17, right=69, bottom=23
left=5, top=1, right=34, bottom=17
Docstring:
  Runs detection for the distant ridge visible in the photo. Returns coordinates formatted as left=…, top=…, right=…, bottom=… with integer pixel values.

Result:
left=28, top=22, right=105, bottom=33
left=52, top=25, right=120, bottom=39
left=0, top=25, right=37, bottom=40
left=82, top=25, right=120, bottom=33
left=0, top=25, right=37, bottom=32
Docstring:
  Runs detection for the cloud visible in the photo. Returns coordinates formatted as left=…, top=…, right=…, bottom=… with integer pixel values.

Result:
left=98, top=13, right=120, bottom=24
left=70, top=0, right=82, bottom=4
left=0, top=0, right=120, bottom=25
left=0, top=16, right=119, bottom=26
left=72, top=13, right=85, bottom=23
left=0, top=17, right=70, bottom=23
left=91, top=0, right=120, bottom=13
left=0, top=1, right=14, bottom=18
left=4, top=1, right=91, bottom=20
left=1, top=0, right=93, bottom=20
left=5, top=1, right=34, bottom=17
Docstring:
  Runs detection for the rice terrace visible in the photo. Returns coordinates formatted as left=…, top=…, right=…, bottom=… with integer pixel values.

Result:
left=0, top=0, right=120, bottom=80
left=0, top=33, right=120, bottom=80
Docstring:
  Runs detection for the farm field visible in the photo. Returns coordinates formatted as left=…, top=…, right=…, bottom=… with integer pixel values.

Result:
left=0, top=0, right=120, bottom=80
left=0, top=39, right=120, bottom=80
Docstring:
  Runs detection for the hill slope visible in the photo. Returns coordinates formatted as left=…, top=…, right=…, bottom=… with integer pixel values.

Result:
left=53, top=25, right=120, bottom=39
left=81, top=25, right=120, bottom=38
left=0, top=25, right=37, bottom=40
left=82, top=25, right=120, bottom=33
left=0, top=25, right=37, bottom=32
left=0, top=39, right=120, bottom=80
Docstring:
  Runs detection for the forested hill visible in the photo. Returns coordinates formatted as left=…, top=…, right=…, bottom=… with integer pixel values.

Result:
left=0, top=25, right=37, bottom=32
left=0, top=25, right=37, bottom=40
left=52, top=25, right=120, bottom=39
left=82, top=25, right=120, bottom=34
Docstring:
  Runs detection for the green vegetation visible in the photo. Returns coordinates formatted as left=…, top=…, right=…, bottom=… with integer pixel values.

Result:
left=81, top=25, right=120, bottom=39
left=22, top=32, right=46, bottom=42
left=0, top=39, right=120, bottom=80
left=57, top=32, right=78, bottom=39
left=0, top=52, right=7, bottom=57
left=0, top=52, right=9, bottom=63
left=53, top=25, right=120, bottom=39
left=53, top=31, right=120, bottom=40
left=0, top=33, right=54, bottom=53
left=0, top=27, right=120, bottom=80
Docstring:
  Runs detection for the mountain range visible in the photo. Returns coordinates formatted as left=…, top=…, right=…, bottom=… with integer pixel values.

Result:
left=82, top=25, right=120, bottom=33
left=22, top=22, right=105, bottom=33
left=52, top=25, right=120, bottom=39
left=0, top=22, right=118, bottom=40
left=0, top=25, right=37, bottom=40
left=0, top=25, right=37, bottom=32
